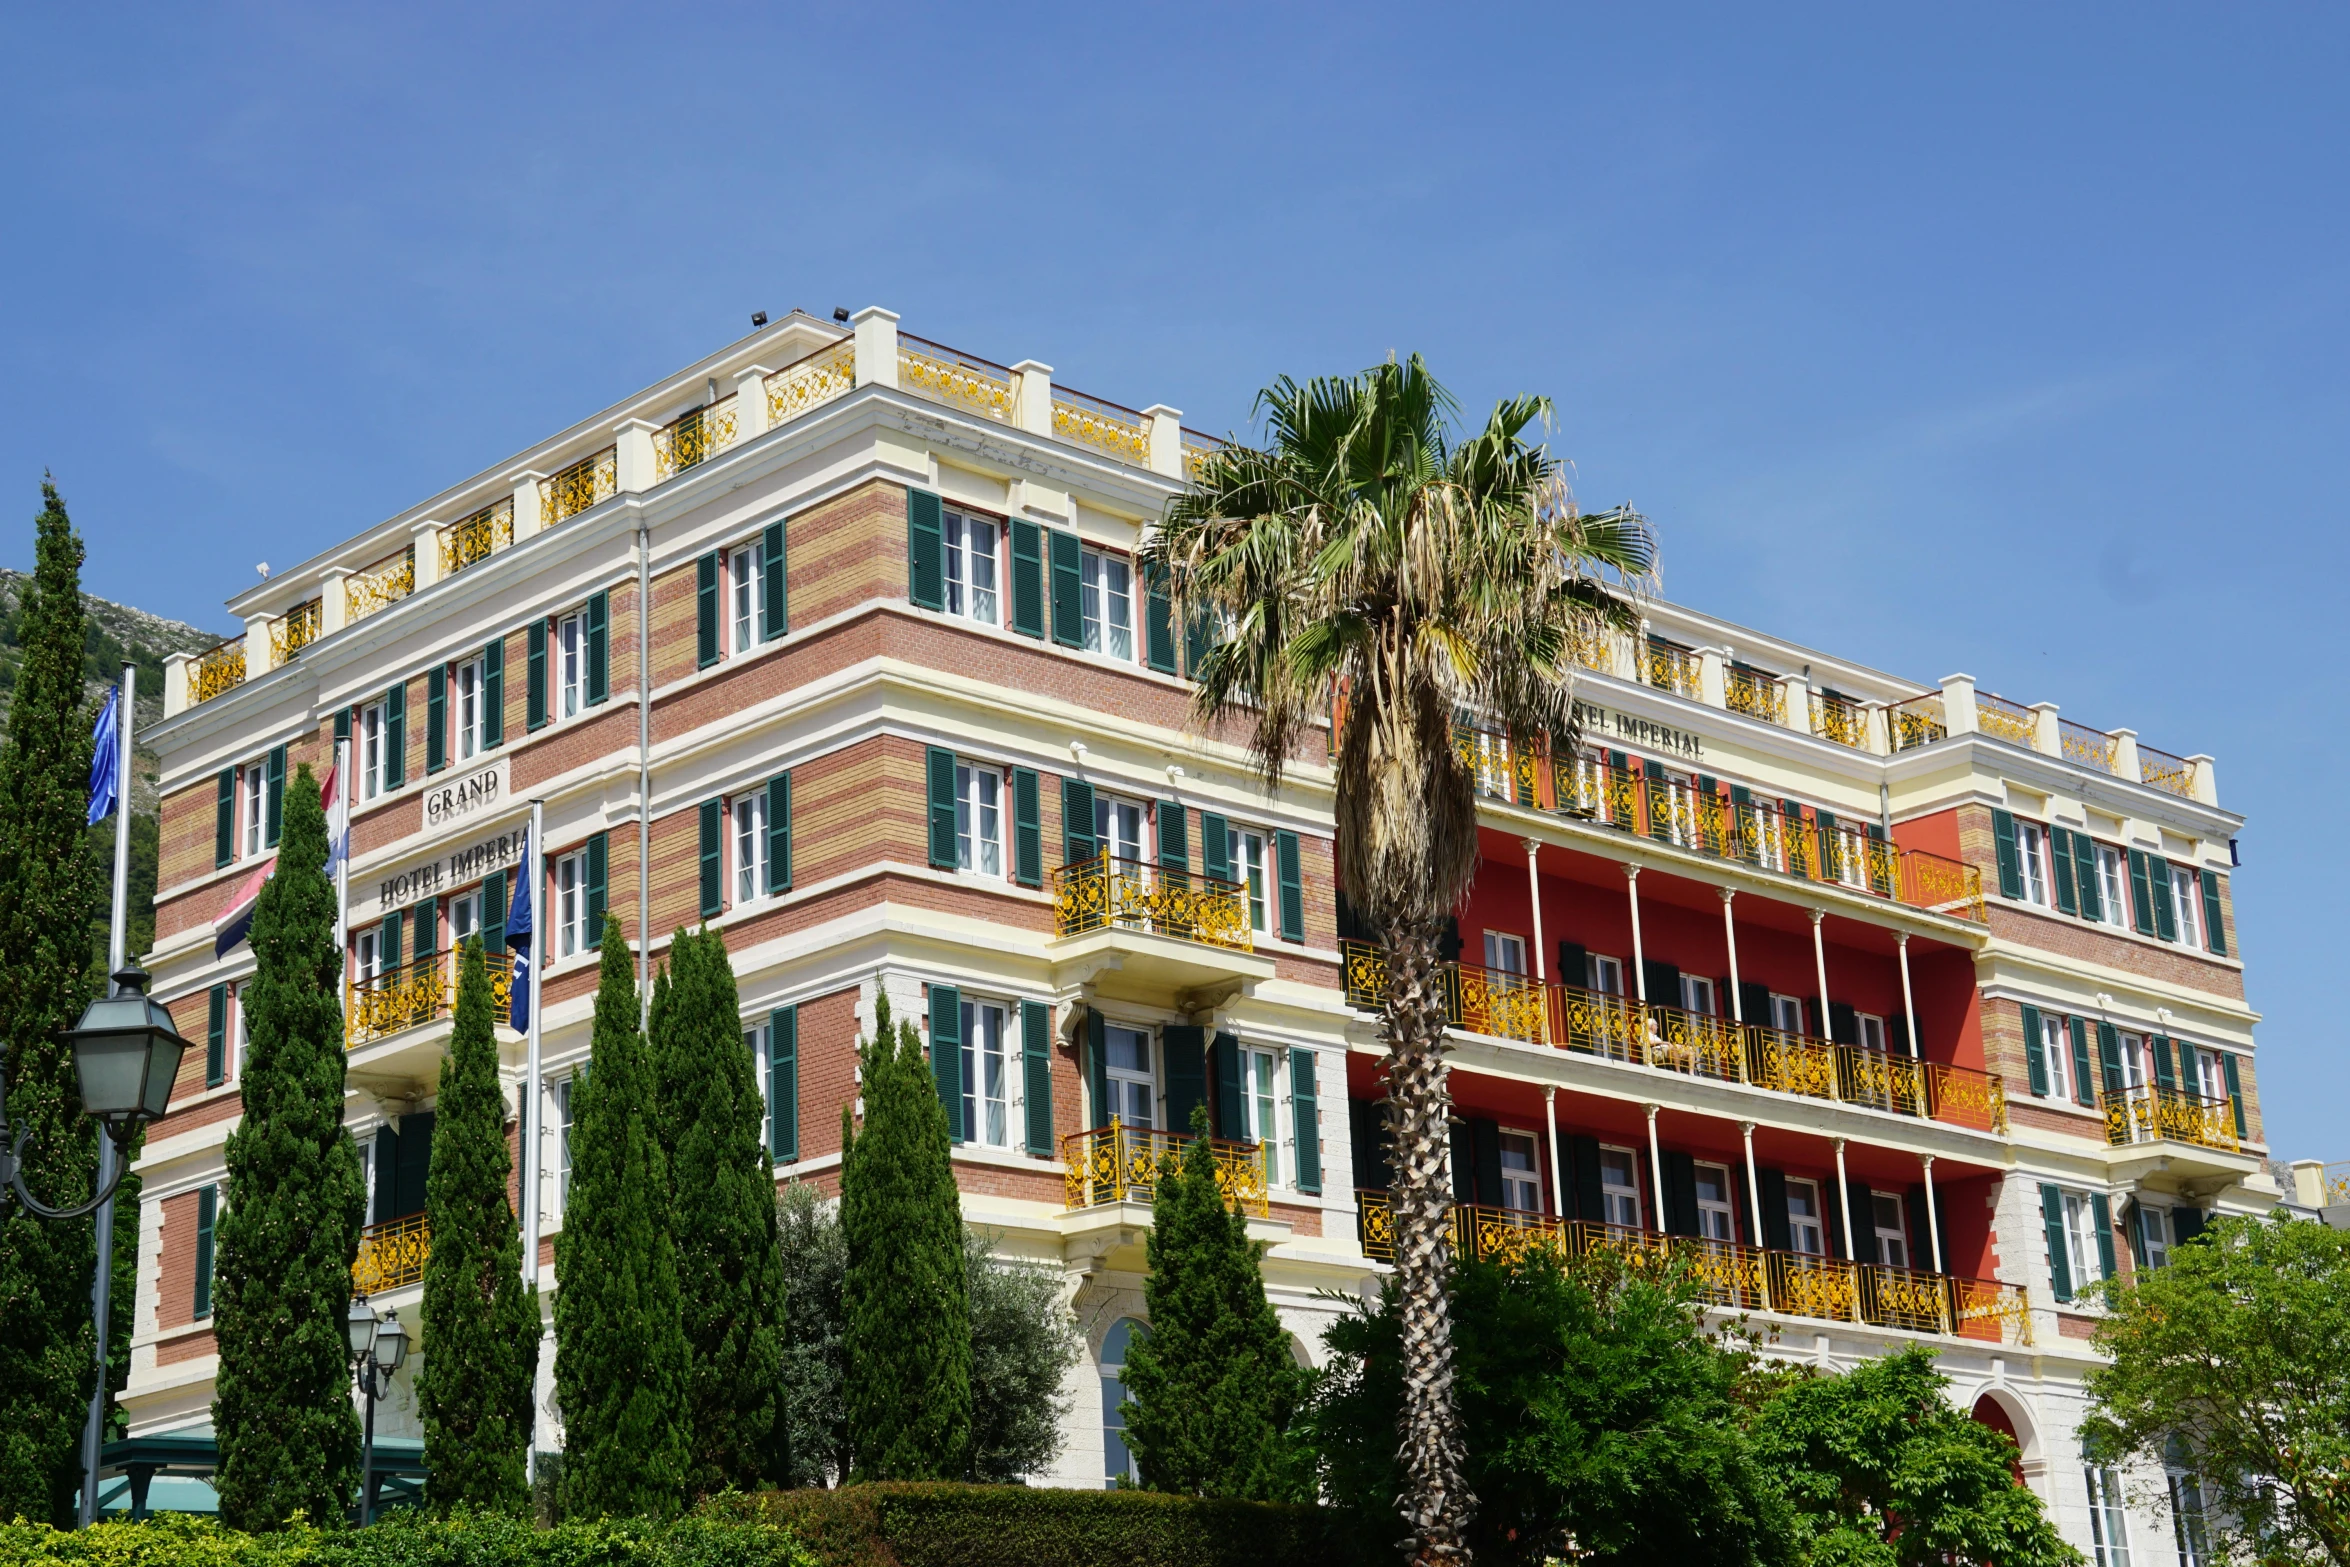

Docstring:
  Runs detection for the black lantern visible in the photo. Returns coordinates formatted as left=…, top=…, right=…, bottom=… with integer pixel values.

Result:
left=1, top=968, right=188, bottom=1220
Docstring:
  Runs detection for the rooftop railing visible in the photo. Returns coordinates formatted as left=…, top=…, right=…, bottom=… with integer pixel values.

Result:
left=345, top=545, right=415, bottom=624
left=1053, top=386, right=1153, bottom=466
left=1063, top=1119, right=1268, bottom=1216
left=192, top=640, right=246, bottom=704
left=1643, top=638, right=1702, bottom=700
left=1972, top=690, right=2038, bottom=748
left=652, top=396, right=739, bottom=480
left=440, top=498, right=512, bottom=579
left=898, top=334, right=1014, bottom=423
left=352, top=1213, right=429, bottom=1294
left=2101, top=1084, right=2239, bottom=1153
left=539, top=446, right=617, bottom=527
left=345, top=950, right=513, bottom=1049
left=1355, top=1195, right=2032, bottom=1344
left=1051, top=853, right=1252, bottom=952
left=1888, top=693, right=1948, bottom=753
left=1181, top=429, right=1225, bottom=482
left=2137, top=742, right=2195, bottom=799
left=2059, top=718, right=2118, bottom=774
left=270, top=598, right=321, bottom=667
left=765, top=338, right=856, bottom=427
left=1724, top=665, right=1786, bottom=725
left=1809, top=690, right=1870, bottom=750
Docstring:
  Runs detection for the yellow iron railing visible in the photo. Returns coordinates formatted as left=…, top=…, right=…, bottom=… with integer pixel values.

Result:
left=1062, top=1119, right=1268, bottom=1217
left=766, top=338, right=856, bottom=426
left=346, top=950, right=514, bottom=1048
left=2138, top=743, right=2194, bottom=798
left=1973, top=690, right=2039, bottom=748
left=1180, top=430, right=1223, bottom=483
left=1809, top=690, right=1870, bottom=749
left=2322, top=1163, right=2350, bottom=1205
left=352, top=1213, right=430, bottom=1294
left=1051, top=853, right=1251, bottom=952
left=2102, top=1086, right=2238, bottom=1153
left=1643, top=639, right=1702, bottom=699
left=652, top=396, right=739, bottom=480
left=345, top=546, right=415, bottom=623
left=898, top=335, right=1014, bottom=422
left=270, top=599, right=322, bottom=666
left=2060, top=718, right=2118, bottom=774
left=539, top=447, right=617, bottom=526
left=1888, top=693, right=1947, bottom=753
left=441, top=498, right=513, bottom=578
left=1724, top=666, right=1786, bottom=725
left=1053, top=387, right=1152, bottom=466
left=192, top=641, right=246, bottom=704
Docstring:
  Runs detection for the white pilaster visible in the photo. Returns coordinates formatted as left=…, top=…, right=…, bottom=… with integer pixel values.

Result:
left=161, top=652, right=191, bottom=718
left=411, top=520, right=444, bottom=590
left=320, top=570, right=352, bottom=636
left=613, top=420, right=659, bottom=494
left=1697, top=647, right=1726, bottom=708
left=243, top=615, right=273, bottom=674
left=2187, top=754, right=2219, bottom=805
left=851, top=307, right=899, bottom=390
left=505, top=470, right=544, bottom=541
left=1143, top=405, right=1185, bottom=478
left=2030, top=702, right=2062, bottom=758
left=1939, top=674, right=1979, bottom=735
left=734, top=365, right=775, bottom=440
left=2109, top=728, right=2142, bottom=783
left=1011, top=360, right=1055, bottom=438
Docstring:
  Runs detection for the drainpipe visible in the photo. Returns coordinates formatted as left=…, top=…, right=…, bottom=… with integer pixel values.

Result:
left=638, top=521, right=653, bottom=1027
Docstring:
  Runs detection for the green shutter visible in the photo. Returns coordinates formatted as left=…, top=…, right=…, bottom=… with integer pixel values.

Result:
left=334, top=707, right=350, bottom=746
left=585, top=590, right=609, bottom=704
left=2073, top=833, right=2100, bottom=921
left=1291, top=1047, right=1321, bottom=1194
left=1158, top=801, right=1188, bottom=873
left=526, top=621, right=548, bottom=731
left=762, top=520, right=788, bottom=640
left=2092, top=1195, right=2116, bottom=1283
left=382, top=909, right=402, bottom=972
left=1276, top=830, right=1304, bottom=943
left=2222, top=1053, right=2246, bottom=1137
left=2041, top=1183, right=2072, bottom=1303
left=2128, top=850, right=2157, bottom=935
left=926, top=747, right=958, bottom=870
left=699, top=800, right=723, bottom=917
left=206, top=984, right=228, bottom=1087
left=697, top=553, right=721, bottom=667
left=2127, top=1200, right=2150, bottom=1270
left=413, top=896, right=438, bottom=960
left=2051, top=827, right=2077, bottom=914
left=1048, top=529, right=1082, bottom=648
left=1164, top=1026, right=1207, bottom=1132
left=930, top=984, right=963, bottom=1142
left=1087, top=1007, right=1109, bottom=1129
left=2148, top=855, right=2177, bottom=941
left=2069, top=1017, right=2096, bottom=1107
left=1200, top=812, right=1230, bottom=883
left=1144, top=564, right=1177, bottom=673
left=2022, top=1003, right=2048, bottom=1097
left=193, top=1185, right=217, bottom=1319
left=1184, top=611, right=1212, bottom=678
left=2097, top=1021, right=2124, bottom=1097
left=907, top=490, right=945, bottom=611
left=265, top=745, right=286, bottom=846
left=2200, top=871, right=2227, bottom=956
left=1991, top=809, right=2021, bottom=899
left=483, top=638, right=505, bottom=748
left=484, top=869, right=507, bottom=955
left=1211, top=1032, right=1242, bottom=1140
left=1009, top=518, right=1044, bottom=637
left=1815, top=809, right=1839, bottom=880
left=426, top=665, right=447, bottom=773
left=767, top=774, right=791, bottom=894
left=770, top=1006, right=798, bottom=1161
left=2150, top=1035, right=2177, bottom=1093
left=1022, top=1000, right=1052, bottom=1156
left=1012, top=768, right=1042, bottom=887
left=215, top=769, right=235, bottom=867
left=1061, top=778, right=1097, bottom=864
left=584, top=832, right=607, bottom=941
left=384, top=685, right=406, bottom=790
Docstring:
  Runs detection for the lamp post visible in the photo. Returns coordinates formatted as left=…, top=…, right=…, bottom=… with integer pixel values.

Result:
left=345, top=1296, right=408, bottom=1525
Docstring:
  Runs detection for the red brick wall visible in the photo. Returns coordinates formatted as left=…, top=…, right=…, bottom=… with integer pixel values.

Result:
left=154, top=1188, right=206, bottom=1333
left=791, top=480, right=911, bottom=630
left=789, top=985, right=862, bottom=1165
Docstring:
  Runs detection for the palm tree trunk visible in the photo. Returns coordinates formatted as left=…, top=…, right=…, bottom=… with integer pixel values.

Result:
left=1383, top=918, right=1473, bottom=1564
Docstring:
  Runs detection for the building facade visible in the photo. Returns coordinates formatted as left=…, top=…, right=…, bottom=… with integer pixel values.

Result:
left=125, top=307, right=2264, bottom=1558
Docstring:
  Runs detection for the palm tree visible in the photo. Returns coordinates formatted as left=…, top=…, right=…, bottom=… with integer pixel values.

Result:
left=1143, top=357, right=1653, bottom=1564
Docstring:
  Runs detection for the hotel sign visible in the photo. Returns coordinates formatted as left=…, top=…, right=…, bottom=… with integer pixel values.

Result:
left=421, top=759, right=509, bottom=833
left=1573, top=700, right=1704, bottom=761
left=368, top=826, right=528, bottom=917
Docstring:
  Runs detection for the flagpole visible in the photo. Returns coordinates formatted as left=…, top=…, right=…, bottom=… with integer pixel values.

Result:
left=80, top=663, right=135, bottom=1526
left=521, top=799, right=545, bottom=1483
left=336, top=739, right=350, bottom=951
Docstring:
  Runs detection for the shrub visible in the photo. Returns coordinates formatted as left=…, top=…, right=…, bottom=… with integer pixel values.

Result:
left=0, top=1510, right=815, bottom=1567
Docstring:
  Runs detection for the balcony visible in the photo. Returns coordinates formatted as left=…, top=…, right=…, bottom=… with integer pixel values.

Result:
left=1181, top=430, right=1224, bottom=483
left=652, top=396, right=739, bottom=480
left=538, top=446, right=617, bottom=527
left=1052, top=387, right=1153, bottom=466
left=345, top=545, right=414, bottom=625
left=1342, top=942, right=2009, bottom=1136
left=352, top=1214, right=429, bottom=1294
left=1357, top=1195, right=2032, bottom=1345
left=1809, top=690, right=1870, bottom=749
left=346, top=951, right=512, bottom=1049
left=2102, top=1085, right=2239, bottom=1155
left=1050, top=855, right=1272, bottom=1003
left=269, top=598, right=321, bottom=667
left=898, top=334, right=1015, bottom=423
left=1723, top=665, right=1786, bottom=725
left=765, top=339, right=856, bottom=427
left=1062, top=1121, right=1269, bottom=1217
left=191, top=640, right=246, bottom=705
left=1642, top=638, right=1702, bottom=700
left=440, top=498, right=513, bottom=579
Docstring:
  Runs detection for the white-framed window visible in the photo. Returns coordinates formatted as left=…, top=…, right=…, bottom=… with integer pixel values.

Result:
left=454, top=655, right=487, bottom=762
left=555, top=849, right=588, bottom=959
left=360, top=701, right=388, bottom=800
left=1786, top=1177, right=1826, bottom=1255
left=226, top=983, right=248, bottom=1084
left=1242, top=1045, right=1281, bottom=1187
left=2085, top=1452, right=2134, bottom=1567
left=1681, top=975, right=1717, bottom=1016
left=729, top=540, right=766, bottom=655
left=1857, top=1012, right=1888, bottom=1053
left=1499, top=1130, right=1542, bottom=1213
left=1095, top=795, right=1145, bottom=864
left=1080, top=546, right=1133, bottom=661
left=1598, top=1146, right=1643, bottom=1230
left=1694, top=1162, right=1736, bottom=1241
left=942, top=507, right=999, bottom=626
left=449, top=890, right=482, bottom=950
left=1221, top=823, right=1268, bottom=931
left=242, top=762, right=266, bottom=856
left=1871, top=1191, right=1910, bottom=1268
left=2139, top=1203, right=2172, bottom=1271
left=1103, top=1024, right=1154, bottom=1128
left=961, top=998, right=1012, bottom=1149
left=2041, top=1012, right=2073, bottom=1102
left=2169, top=865, right=2203, bottom=947
left=734, top=792, right=769, bottom=904
left=1751, top=801, right=1789, bottom=872
left=2095, top=843, right=2131, bottom=929
left=1483, top=931, right=1527, bottom=976
left=1831, top=820, right=1872, bottom=890
left=1101, top=1317, right=1143, bottom=1484
left=355, top=926, right=382, bottom=983
left=2187, top=1046, right=2226, bottom=1103
left=1770, top=993, right=1807, bottom=1035
left=2169, top=1467, right=2210, bottom=1567
left=2015, top=820, right=2050, bottom=906
left=556, top=609, right=586, bottom=720
left=558, top=1071, right=582, bottom=1205
left=957, top=762, right=1002, bottom=877
left=1587, top=954, right=1626, bottom=996
left=2064, top=1191, right=2107, bottom=1288
left=2118, top=1032, right=2149, bottom=1094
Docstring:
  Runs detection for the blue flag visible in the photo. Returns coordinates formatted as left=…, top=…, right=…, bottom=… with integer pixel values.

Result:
left=507, top=828, right=533, bottom=1031
left=86, top=686, right=120, bottom=828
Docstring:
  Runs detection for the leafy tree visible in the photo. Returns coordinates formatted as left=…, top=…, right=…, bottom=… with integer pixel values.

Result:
left=211, top=767, right=366, bottom=1530
left=1121, top=1107, right=1308, bottom=1501
left=2084, top=1214, right=2350, bottom=1567
left=1755, top=1345, right=2077, bottom=1567
left=839, top=993, right=969, bottom=1480
left=647, top=928, right=788, bottom=1497
left=1314, top=1250, right=1788, bottom=1566
left=418, top=939, right=540, bottom=1514
left=774, top=1180, right=850, bottom=1488
left=1146, top=360, right=1652, bottom=1563
left=0, top=481, right=119, bottom=1525
left=964, top=1224, right=1081, bottom=1484
left=554, top=915, right=689, bottom=1519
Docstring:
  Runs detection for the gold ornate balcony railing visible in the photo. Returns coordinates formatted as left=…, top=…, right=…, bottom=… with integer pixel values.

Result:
left=441, top=498, right=512, bottom=578
left=192, top=640, right=246, bottom=704
left=1051, top=853, right=1251, bottom=952
left=652, top=396, right=739, bottom=480
left=2137, top=742, right=2194, bottom=798
left=345, top=546, right=415, bottom=624
left=1724, top=666, right=1786, bottom=725
left=2101, top=1085, right=2239, bottom=1153
left=766, top=338, right=856, bottom=427
left=1888, top=693, right=1947, bottom=753
left=269, top=599, right=322, bottom=667
left=1053, top=387, right=1153, bottom=466
left=1340, top=942, right=2009, bottom=1135
left=2323, top=1163, right=2350, bottom=1205
left=899, top=334, right=1014, bottom=423
left=1181, top=430, right=1224, bottom=483
left=1809, top=690, right=1870, bottom=749
left=1353, top=1195, right=2031, bottom=1344
left=1973, top=690, right=2038, bottom=748
left=346, top=949, right=513, bottom=1049
left=352, top=1213, right=430, bottom=1295
left=539, top=447, right=617, bottom=527
left=2060, top=718, right=2118, bottom=774
left=1642, top=639, right=1702, bottom=700
left=1062, top=1119, right=1269, bottom=1217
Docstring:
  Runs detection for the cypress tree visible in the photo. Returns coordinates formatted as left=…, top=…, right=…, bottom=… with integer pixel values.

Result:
left=839, top=992, right=970, bottom=1481
left=418, top=939, right=540, bottom=1513
left=648, top=929, right=787, bottom=1497
left=1120, top=1106, right=1310, bottom=1500
left=0, top=481, right=113, bottom=1525
left=212, top=766, right=367, bottom=1529
left=553, top=914, right=689, bottom=1519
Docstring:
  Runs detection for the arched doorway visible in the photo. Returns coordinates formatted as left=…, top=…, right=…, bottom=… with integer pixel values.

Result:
left=1971, top=1393, right=2026, bottom=1487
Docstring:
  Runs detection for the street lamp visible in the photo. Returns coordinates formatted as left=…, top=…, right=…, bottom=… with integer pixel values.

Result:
left=0, top=967, right=187, bottom=1221
left=346, top=1296, right=408, bottom=1525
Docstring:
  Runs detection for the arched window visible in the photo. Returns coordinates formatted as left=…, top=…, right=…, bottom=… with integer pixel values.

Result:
left=1101, top=1317, right=1145, bottom=1486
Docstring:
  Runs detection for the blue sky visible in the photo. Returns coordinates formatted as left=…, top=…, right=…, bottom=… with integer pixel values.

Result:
left=3, top=5, right=2342, bottom=1156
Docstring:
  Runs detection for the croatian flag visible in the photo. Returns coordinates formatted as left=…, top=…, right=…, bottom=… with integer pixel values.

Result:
left=506, top=827, right=533, bottom=1032
left=213, top=857, right=275, bottom=959
left=322, top=757, right=350, bottom=883
left=86, top=686, right=120, bottom=828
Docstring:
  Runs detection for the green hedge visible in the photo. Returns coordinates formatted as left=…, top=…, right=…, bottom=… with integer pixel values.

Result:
left=0, top=1512, right=815, bottom=1567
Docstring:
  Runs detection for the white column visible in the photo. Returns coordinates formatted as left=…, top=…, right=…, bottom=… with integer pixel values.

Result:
left=1833, top=1137, right=1856, bottom=1262
left=1144, top=405, right=1185, bottom=479
left=410, top=520, right=445, bottom=591
left=2030, top=702, right=2063, bottom=758
left=1896, top=932, right=1921, bottom=1061
left=2187, top=754, right=2220, bottom=806
left=734, top=364, right=774, bottom=440
left=1526, top=839, right=1547, bottom=982
left=1780, top=670, right=1809, bottom=731
left=1810, top=908, right=1832, bottom=1037
left=242, top=614, right=272, bottom=674
left=320, top=569, right=352, bottom=636
left=505, top=469, right=545, bottom=541
left=2110, top=727, right=2142, bottom=782
left=161, top=652, right=191, bottom=718
left=613, top=419, right=659, bottom=494
left=1011, top=360, right=1055, bottom=437
left=851, top=306, right=900, bottom=389
left=1741, top=1120, right=1769, bottom=1310
left=1919, top=1155, right=1944, bottom=1274
left=1645, top=1103, right=1667, bottom=1233
left=1697, top=646, right=1727, bottom=708
left=1720, top=888, right=1742, bottom=1021
left=1626, top=864, right=1647, bottom=1000
left=1544, top=1086, right=1563, bottom=1221
left=1939, top=674, right=1980, bottom=735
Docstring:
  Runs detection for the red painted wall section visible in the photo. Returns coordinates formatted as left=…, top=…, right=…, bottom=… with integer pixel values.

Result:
left=1893, top=805, right=1964, bottom=862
